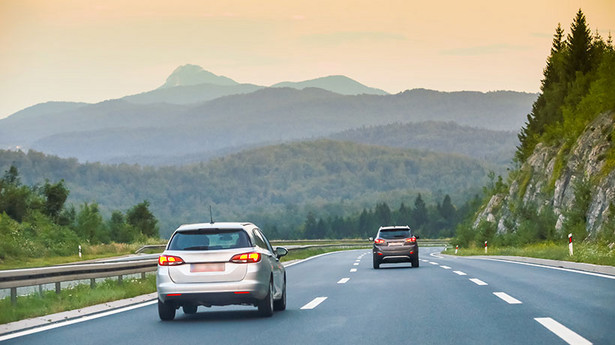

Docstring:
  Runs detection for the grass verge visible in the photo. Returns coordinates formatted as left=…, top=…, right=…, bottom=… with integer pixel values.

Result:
left=0, top=275, right=156, bottom=325
left=443, top=241, right=615, bottom=266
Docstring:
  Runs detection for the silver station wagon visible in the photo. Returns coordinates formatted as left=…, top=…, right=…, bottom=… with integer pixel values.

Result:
left=156, top=222, right=288, bottom=320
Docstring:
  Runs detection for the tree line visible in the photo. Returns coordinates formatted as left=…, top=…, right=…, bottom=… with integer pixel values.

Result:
left=517, top=9, right=615, bottom=161
left=0, top=165, right=159, bottom=260
left=271, top=193, right=481, bottom=240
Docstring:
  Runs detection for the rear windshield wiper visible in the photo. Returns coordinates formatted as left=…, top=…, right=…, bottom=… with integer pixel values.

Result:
left=183, top=246, right=210, bottom=250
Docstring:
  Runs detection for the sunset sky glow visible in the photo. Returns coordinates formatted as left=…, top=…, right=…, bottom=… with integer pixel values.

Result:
left=1, top=0, right=613, bottom=118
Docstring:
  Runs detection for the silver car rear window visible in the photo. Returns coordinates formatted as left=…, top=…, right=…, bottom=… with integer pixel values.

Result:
left=168, top=229, right=252, bottom=250
left=379, top=229, right=411, bottom=239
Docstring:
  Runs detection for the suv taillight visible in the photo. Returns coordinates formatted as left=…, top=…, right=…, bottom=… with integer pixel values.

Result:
left=374, top=238, right=385, bottom=244
left=405, top=237, right=417, bottom=243
left=230, top=252, right=261, bottom=263
left=159, top=255, right=185, bottom=266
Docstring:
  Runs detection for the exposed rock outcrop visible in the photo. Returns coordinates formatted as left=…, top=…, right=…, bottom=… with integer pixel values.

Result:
left=474, top=111, right=615, bottom=239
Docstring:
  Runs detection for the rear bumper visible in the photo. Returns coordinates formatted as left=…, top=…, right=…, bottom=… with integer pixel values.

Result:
left=160, top=292, right=262, bottom=307
left=373, top=245, right=418, bottom=262
left=156, top=266, right=269, bottom=306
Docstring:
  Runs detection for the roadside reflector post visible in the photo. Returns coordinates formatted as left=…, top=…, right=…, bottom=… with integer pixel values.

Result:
left=10, top=287, right=17, bottom=306
left=455, top=245, right=459, bottom=254
left=79, top=245, right=82, bottom=259
left=568, top=233, right=573, bottom=256
left=484, top=241, right=488, bottom=254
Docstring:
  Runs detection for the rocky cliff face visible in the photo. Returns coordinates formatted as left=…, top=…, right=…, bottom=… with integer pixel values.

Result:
left=474, top=111, right=615, bottom=239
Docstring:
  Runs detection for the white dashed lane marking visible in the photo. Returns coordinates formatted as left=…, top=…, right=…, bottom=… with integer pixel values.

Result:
left=453, top=271, right=467, bottom=276
left=469, top=278, right=488, bottom=286
left=535, top=317, right=592, bottom=345
left=301, top=297, right=328, bottom=310
left=440, top=265, right=451, bottom=269
left=493, top=292, right=522, bottom=304
left=337, top=278, right=350, bottom=284
left=350, top=268, right=357, bottom=272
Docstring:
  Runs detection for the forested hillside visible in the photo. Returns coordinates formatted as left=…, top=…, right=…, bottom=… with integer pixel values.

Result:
left=329, top=121, right=518, bottom=164
left=462, top=10, right=615, bottom=247
left=0, top=139, right=493, bottom=238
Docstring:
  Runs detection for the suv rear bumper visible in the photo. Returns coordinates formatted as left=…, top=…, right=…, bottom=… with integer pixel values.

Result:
left=373, top=245, right=418, bottom=262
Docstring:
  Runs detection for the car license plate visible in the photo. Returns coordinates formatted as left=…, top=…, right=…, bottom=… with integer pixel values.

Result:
left=388, top=242, right=403, bottom=246
left=190, top=263, right=225, bottom=272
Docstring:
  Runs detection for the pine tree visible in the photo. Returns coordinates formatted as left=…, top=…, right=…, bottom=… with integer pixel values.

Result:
left=565, top=9, right=594, bottom=77
left=411, top=194, right=428, bottom=229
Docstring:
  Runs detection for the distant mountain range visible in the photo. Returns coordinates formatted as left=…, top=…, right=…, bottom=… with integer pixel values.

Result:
left=0, top=65, right=536, bottom=165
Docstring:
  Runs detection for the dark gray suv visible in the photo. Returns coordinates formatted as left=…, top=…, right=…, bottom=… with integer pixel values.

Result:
left=372, top=226, right=419, bottom=269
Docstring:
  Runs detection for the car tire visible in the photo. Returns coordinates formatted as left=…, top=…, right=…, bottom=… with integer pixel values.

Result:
left=373, top=256, right=380, bottom=269
left=273, top=278, right=286, bottom=311
left=183, top=303, right=197, bottom=314
left=158, top=299, right=176, bottom=321
left=412, top=257, right=419, bottom=268
left=258, top=280, right=274, bottom=317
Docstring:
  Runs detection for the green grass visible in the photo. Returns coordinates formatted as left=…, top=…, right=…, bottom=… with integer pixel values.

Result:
left=0, top=275, right=156, bottom=325
left=443, top=241, right=615, bottom=266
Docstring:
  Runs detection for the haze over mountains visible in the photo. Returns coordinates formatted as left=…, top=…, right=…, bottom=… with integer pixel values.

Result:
left=0, top=64, right=535, bottom=166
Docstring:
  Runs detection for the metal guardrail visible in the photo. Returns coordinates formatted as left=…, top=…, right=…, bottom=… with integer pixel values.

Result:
left=0, top=260, right=157, bottom=305
left=2, top=240, right=449, bottom=305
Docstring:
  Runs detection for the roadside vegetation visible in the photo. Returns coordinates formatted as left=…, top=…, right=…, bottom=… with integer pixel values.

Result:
left=0, top=165, right=161, bottom=267
left=443, top=241, right=615, bottom=267
left=0, top=275, right=156, bottom=325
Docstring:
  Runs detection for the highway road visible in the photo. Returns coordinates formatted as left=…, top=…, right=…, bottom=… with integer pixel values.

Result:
left=2, top=247, right=613, bottom=345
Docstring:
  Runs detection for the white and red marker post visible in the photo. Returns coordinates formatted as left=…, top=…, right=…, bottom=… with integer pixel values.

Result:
left=484, top=241, right=488, bottom=254
left=568, top=233, right=573, bottom=256
left=455, top=245, right=459, bottom=254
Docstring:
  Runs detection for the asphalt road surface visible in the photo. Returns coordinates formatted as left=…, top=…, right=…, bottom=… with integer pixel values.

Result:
left=2, top=247, right=613, bottom=345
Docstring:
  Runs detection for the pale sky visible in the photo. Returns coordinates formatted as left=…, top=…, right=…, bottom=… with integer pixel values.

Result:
left=1, top=0, right=613, bottom=119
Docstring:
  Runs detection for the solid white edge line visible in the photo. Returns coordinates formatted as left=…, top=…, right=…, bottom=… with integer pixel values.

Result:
left=301, top=297, right=328, bottom=310
left=469, top=278, right=488, bottom=286
left=0, top=300, right=157, bottom=342
left=535, top=317, right=592, bottom=345
left=493, top=292, right=522, bottom=304
left=337, top=278, right=350, bottom=284
left=474, top=257, right=615, bottom=280
left=453, top=271, right=467, bottom=275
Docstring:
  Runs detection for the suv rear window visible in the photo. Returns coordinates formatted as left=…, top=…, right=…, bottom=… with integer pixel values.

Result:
left=379, top=229, right=411, bottom=239
left=168, top=229, right=251, bottom=250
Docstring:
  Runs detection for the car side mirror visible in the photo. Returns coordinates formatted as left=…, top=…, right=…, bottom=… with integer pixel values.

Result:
left=275, top=247, right=288, bottom=259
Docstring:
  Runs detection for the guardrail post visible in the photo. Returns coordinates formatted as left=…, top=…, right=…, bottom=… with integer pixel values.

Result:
left=55, top=282, right=61, bottom=294
left=39, top=284, right=43, bottom=297
left=10, top=287, right=17, bottom=306
left=141, top=272, right=146, bottom=280
left=90, top=278, right=96, bottom=289
left=118, top=275, right=123, bottom=285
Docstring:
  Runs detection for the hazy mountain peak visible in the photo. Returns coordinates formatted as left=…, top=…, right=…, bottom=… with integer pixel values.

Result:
left=271, top=75, right=389, bottom=96
left=160, top=64, right=238, bottom=88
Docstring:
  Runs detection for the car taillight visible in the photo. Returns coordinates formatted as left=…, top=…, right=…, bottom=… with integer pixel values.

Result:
left=230, top=252, right=261, bottom=263
left=159, top=255, right=185, bottom=266
left=374, top=238, right=385, bottom=244
left=405, top=237, right=417, bottom=243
